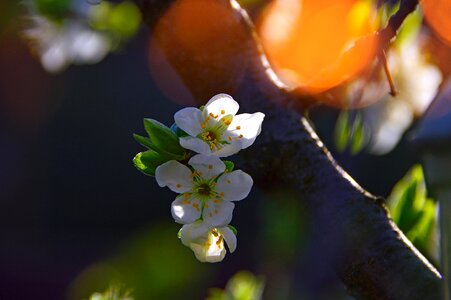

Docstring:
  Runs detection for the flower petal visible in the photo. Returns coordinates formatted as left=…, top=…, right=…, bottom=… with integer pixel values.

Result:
left=204, top=94, right=239, bottom=120
left=213, top=142, right=242, bottom=157
left=190, top=240, right=225, bottom=263
left=171, top=196, right=202, bottom=224
left=174, top=107, right=204, bottom=136
left=180, top=220, right=210, bottom=246
left=228, top=112, right=265, bottom=149
left=218, top=227, right=237, bottom=253
left=188, top=154, right=225, bottom=180
left=155, top=160, right=193, bottom=193
left=216, top=170, right=253, bottom=201
left=203, top=200, right=234, bottom=227
left=179, top=136, right=212, bottom=155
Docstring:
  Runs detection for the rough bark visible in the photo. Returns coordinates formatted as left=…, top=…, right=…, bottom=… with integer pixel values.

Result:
left=138, top=0, right=443, bottom=298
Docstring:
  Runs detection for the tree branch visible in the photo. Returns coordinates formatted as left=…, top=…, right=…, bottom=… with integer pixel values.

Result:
left=138, top=0, right=443, bottom=298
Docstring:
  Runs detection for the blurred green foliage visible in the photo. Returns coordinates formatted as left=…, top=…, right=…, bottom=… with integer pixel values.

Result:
left=387, top=165, right=438, bottom=257
left=376, top=0, right=400, bottom=28
left=334, top=110, right=367, bottom=155
left=260, top=190, right=307, bottom=262
left=206, top=271, right=264, bottom=300
left=34, top=0, right=71, bottom=22
left=89, top=1, right=141, bottom=42
left=394, top=7, right=422, bottom=47
left=69, top=223, right=211, bottom=300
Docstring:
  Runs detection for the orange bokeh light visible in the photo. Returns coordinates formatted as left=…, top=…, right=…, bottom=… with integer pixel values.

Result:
left=258, top=0, right=378, bottom=97
left=148, top=0, right=249, bottom=105
left=421, top=0, right=451, bottom=46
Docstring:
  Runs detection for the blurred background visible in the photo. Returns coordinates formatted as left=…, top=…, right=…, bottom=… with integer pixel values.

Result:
left=0, top=0, right=450, bottom=299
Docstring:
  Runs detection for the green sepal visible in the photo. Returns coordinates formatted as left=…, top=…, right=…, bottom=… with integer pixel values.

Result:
left=227, top=225, right=238, bottom=236
left=132, top=150, right=168, bottom=176
left=143, top=118, right=186, bottom=157
left=223, top=161, right=234, bottom=173
left=177, top=228, right=182, bottom=239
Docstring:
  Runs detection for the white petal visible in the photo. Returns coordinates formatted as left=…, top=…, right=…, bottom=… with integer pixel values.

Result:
left=171, top=196, right=202, bottom=224
left=190, top=241, right=225, bottom=263
left=204, top=94, right=239, bottom=120
left=174, top=107, right=204, bottom=136
left=188, top=154, right=225, bottom=180
left=180, top=220, right=210, bottom=246
left=179, top=136, right=212, bottom=155
left=203, top=200, right=234, bottom=227
left=228, top=112, right=265, bottom=149
left=218, top=227, right=237, bottom=253
left=213, top=142, right=243, bottom=157
left=204, top=240, right=226, bottom=262
left=216, top=170, right=253, bottom=201
left=155, top=160, right=193, bottom=193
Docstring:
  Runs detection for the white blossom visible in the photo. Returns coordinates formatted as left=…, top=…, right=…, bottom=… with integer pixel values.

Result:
left=174, top=94, right=265, bottom=157
left=155, top=154, right=253, bottom=227
left=179, top=220, right=236, bottom=263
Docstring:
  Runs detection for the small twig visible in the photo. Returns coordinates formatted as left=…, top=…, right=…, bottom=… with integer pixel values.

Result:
left=378, top=0, right=419, bottom=48
left=379, top=51, right=397, bottom=96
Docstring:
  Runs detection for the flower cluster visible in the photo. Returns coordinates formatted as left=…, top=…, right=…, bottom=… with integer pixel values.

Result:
left=133, top=94, right=264, bottom=262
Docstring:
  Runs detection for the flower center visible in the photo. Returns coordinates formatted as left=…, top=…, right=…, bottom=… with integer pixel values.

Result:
left=197, top=183, right=211, bottom=196
left=198, top=114, right=234, bottom=151
left=202, top=131, right=217, bottom=142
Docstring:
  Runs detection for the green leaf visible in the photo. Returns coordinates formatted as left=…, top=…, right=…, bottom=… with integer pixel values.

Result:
left=143, top=119, right=186, bottom=157
left=170, top=123, right=189, bottom=137
left=223, top=161, right=234, bottom=173
left=133, top=133, right=153, bottom=149
left=133, top=133, right=184, bottom=160
left=334, top=110, right=350, bottom=152
left=227, top=225, right=238, bottom=236
left=350, top=113, right=366, bottom=155
left=133, top=150, right=168, bottom=176
left=387, top=165, right=437, bottom=256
